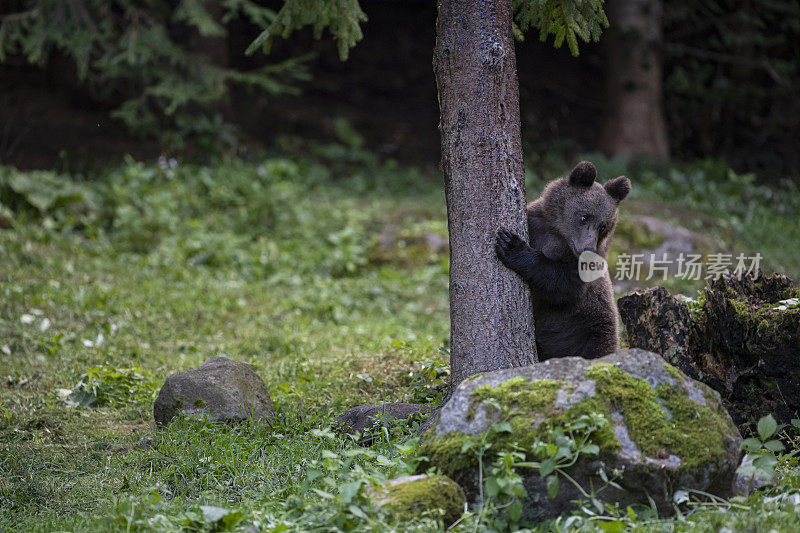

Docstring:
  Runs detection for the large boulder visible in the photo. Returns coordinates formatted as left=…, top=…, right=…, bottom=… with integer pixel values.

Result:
left=619, top=273, right=800, bottom=433
left=154, top=356, right=274, bottom=426
left=418, top=349, right=742, bottom=519
left=367, top=475, right=465, bottom=526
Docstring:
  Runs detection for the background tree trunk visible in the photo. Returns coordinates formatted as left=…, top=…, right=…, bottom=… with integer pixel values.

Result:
left=434, top=0, right=538, bottom=395
left=188, top=3, right=229, bottom=67
left=599, top=0, right=669, bottom=160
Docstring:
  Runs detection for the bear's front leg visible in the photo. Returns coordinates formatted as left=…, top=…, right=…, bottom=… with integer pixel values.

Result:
left=495, top=228, right=537, bottom=277
left=496, top=228, right=583, bottom=307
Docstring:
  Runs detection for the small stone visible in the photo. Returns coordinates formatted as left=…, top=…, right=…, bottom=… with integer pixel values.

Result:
left=334, top=403, right=434, bottom=444
left=154, top=356, right=274, bottom=426
left=134, top=436, right=154, bottom=449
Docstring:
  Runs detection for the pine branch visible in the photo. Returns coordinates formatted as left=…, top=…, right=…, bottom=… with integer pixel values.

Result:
left=246, top=0, right=367, bottom=61
left=513, top=0, right=609, bottom=57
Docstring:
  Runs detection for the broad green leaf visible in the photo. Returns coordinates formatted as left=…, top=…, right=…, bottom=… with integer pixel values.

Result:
left=753, top=454, right=778, bottom=469
left=599, top=520, right=626, bottom=533
left=493, top=420, right=513, bottom=434
left=396, top=440, right=417, bottom=453
left=509, top=499, right=522, bottom=522
left=540, top=458, right=556, bottom=477
left=757, top=414, right=778, bottom=440
left=673, top=489, right=689, bottom=505
left=741, top=437, right=763, bottom=452
left=348, top=504, right=367, bottom=519
left=338, top=480, right=362, bottom=503
left=763, top=439, right=785, bottom=452
left=485, top=476, right=499, bottom=497
left=66, top=390, right=98, bottom=408
left=311, top=488, right=335, bottom=499
left=583, top=444, right=600, bottom=455
left=546, top=475, right=559, bottom=499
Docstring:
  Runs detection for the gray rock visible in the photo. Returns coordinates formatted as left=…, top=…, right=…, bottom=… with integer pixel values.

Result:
left=366, top=474, right=465, bottom=525
left=419, top=349, right=742, bottom=518
left=154, top=356, right=274, bottom=426
left=335, top=402, right=434, bottom=444
left=733, top=454, right=770, bottom=496
left=134, top=436, right=154, bottom=449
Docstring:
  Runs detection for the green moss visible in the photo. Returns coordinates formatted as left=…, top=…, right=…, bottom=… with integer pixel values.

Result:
left=662, top=362, right=685, bottom=383
left=725, top=295, right=800, bottom=352
left=471, top=377, right=563, bottom=413
left=420, top=379, right=564, bottom=483
left=418, top=431, right=475, bottom=486
left=655, top=383, right=736, bottom=467
left=538, top=396, right=621, bottom=453
left=420, top=377, right=619, bottom=483
left=586, top=363, right=735, bottom=468
left=585, top=364, right=668, bottom=454
left=380, top=475, right=465, bottom=525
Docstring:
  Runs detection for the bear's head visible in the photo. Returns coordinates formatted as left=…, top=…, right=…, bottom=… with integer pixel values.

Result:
left=541, top=161, right=631, bottom=259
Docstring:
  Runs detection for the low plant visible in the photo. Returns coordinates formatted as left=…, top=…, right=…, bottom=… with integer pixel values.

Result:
left=738, top=414, right=800, bottom=485
left=457, top=403, right=616, bottom=530
left=61, top=363, right=157, bottom=408
left=404, top=357, right=450, bottom=405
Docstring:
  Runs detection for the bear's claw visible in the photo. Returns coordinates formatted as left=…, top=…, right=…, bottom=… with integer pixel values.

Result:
left=495, top=228, right=526, bottom=267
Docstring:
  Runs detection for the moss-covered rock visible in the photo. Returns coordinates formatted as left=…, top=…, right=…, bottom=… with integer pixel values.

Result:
left=418, top=349, right=742, bottom=518
left=368, top=475, right=465, bottom=525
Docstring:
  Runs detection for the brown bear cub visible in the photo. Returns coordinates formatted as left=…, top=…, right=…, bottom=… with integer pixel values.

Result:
left=495, top=161, right=631, bottom=361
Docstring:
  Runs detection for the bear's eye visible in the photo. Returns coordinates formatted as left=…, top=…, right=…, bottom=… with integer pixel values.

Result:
left=580, top=214, right=591, bottom=224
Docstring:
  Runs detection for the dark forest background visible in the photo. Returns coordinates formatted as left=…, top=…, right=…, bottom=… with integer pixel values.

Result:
left=1, top=0, right=798, bottom=180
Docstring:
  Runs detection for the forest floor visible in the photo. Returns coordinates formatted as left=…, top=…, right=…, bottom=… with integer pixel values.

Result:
left=1, top=147, right=800, bottom=531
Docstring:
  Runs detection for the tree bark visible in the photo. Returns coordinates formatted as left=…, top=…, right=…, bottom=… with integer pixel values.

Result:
left=434, top=0, right=537, bottom=395
left=599, top=0, right=669, bottom=160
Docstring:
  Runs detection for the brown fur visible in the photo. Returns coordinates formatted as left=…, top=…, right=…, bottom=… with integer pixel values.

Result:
left=496, top=161, right=631, bottom=360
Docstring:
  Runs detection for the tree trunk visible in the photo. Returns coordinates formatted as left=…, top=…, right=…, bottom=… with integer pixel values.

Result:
left=599, top=0, right=669, bottom=160
left=188, top=3, right=229, bottom=68
left=434, top=0, right=538, bottom=396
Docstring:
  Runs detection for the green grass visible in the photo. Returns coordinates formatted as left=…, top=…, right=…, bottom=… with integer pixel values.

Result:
left=1, top=150, right=800, bottom=531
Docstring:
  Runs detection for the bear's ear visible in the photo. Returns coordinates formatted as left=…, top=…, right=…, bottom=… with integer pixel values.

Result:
left=568, top=161, right=597, bottom=188
left=604, top=176, right=631, bottom=203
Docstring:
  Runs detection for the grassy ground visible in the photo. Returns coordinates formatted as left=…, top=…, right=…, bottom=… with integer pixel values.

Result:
left=1, top=146, right=800, bottom=531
